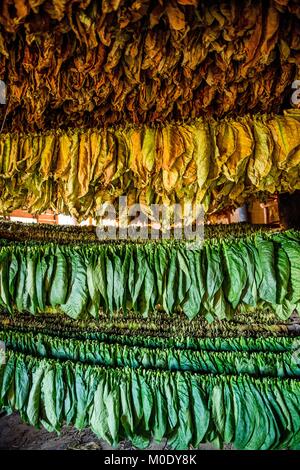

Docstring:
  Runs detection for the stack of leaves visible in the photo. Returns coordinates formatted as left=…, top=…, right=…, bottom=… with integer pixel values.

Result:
left=1, top=345, right=300, bottom=449
left=2, top=328, right=300, bottom=378
left=0, top=0, right=299, bottom=131
left=0, top=110, right=300, bottom=217
left=1, top=222, right=300, bottom=449
left=1, top=307, right=293, bottom=339
left=0, top=220, right=276, bottom=244
left=0, top=225, right=300, bottom=321
left=1, top=309, right=300, bottom=450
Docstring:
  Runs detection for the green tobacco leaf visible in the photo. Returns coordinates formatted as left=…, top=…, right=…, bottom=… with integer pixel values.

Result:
left=61, top=251, right=88, bottom=319
left=164, top=249, right=177, bottom=314
left=86, top=257, right=100, bottom=318
left=8, top=252, right=18, bottom=298
left=106, top=378, right=120, bottom=446
left=112, top=250, right=124, bottom=312
left=206, top=244, right=223, bottom=300
left=27, top=363, right=44, bottom=426
left=176, top=374, right=193, bottom=449
left=24, top=251, right=38, bottom=314
left=190, top=377, right=210, bottom=447
left=164, top=374, right=178, bottom=430
left=55, top=364, right=64, bottom=426
left=44, top=252, right=55, bottom=305
left=181, top=250, right=201, bottom=319
left=139, top=256, right=155, bottom=317
left=211, top=383, right=226, bottom=437
left=1, top=354, right=15, bottom=400
left=153, top=377, right=167, bottom=443
left=74, top=371, right=88, bottom=430
left=281, top=239, right=300, bottom=304
left=223, top=382, right=235, bottom=443
left=240, top=241, right=257, bottom=306
left=90, top=377, right=111, bottom=442
left=0, top=252, right=11, bottom=312
left=256, top=235, right=277, bottom=304
left=106, top=253, right=114, bottom=313
left=119, top=377, right=135, bottom=439
left=49, top=249, right=68, bottom=307
left=132, top=248, right=147, bottom=310
left=94, top=249, right=108, bottom=312
left=154, top=245, right=167, bottom=306
left=275, top=245, right=290, bottom=304
left=223, top=241, right=247, bottom=308
left=140, top=375, right=153, bottom=432
left=35, top=253, right=48, bottom=311
left=64, top=366, right=76, bottom=425
left=42, top=368, right=59, bottom=432
left=15, top=357, right=29, bottom=411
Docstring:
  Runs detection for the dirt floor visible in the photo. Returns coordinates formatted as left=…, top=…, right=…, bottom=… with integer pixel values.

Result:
left=0, top=413, right=230, bottom=450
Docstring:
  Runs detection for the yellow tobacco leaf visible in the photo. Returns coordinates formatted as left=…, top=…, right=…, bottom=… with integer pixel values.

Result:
left=192, top=120, right=212, bottom=189
left=55, top=133, right=72, bottom=179
left=78, top=131, right=91, bottom=198
left=222, top=120, right=253, bottom=183
left=247, top=118, right=273, bottom=186
left=141, top=127, right=156, bottom=174
left=216, top=120, right=237, bottom=169
left=127, top=128, right=144, bottom=182
left=89, top=131, right=103, bottom=183
left=269, top=115, right=300, bottom=169
left=91, top=130, right=115, bottom=185
left=40, top=134, right=56, bottom=179
left=66, top=131, right=80, bottom=205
